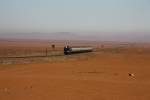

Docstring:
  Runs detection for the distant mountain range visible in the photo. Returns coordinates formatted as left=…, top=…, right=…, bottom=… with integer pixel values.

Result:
left=0, top=32, right=82, bottom=40
left=0, top=32, right=150, bottom=42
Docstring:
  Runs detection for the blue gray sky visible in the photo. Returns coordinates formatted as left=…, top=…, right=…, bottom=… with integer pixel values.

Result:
left=0, top=0, right=150, bottom=41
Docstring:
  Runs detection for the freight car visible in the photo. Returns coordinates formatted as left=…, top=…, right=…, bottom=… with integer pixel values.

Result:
left=64, top=46, right=93, bottom=55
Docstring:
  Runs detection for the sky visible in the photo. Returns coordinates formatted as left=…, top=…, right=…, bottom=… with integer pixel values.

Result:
left=0, top=0, right=150, bottom=41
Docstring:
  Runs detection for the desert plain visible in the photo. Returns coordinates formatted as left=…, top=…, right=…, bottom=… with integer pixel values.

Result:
left=0, top=39, right=150, bottom=100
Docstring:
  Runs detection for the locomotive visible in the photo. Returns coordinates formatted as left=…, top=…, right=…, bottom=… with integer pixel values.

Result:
left=64, top=45, right=93, bottom=55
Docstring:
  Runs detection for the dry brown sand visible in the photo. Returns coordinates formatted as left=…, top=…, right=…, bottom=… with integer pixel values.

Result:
left=0, top=40, right=150, bottom=100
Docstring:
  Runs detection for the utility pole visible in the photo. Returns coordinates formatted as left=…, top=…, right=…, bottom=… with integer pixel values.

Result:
left=46, top=48, right=48, bottom=56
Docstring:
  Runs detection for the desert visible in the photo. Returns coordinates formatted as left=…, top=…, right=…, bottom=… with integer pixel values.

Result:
left=0, top=39, right=150, bottom=100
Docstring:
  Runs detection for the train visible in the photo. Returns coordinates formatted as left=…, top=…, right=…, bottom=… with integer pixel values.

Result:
left=64, top=46, right=93, bottom=55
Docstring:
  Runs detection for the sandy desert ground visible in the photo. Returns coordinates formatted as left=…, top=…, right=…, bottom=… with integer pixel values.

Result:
left=0, top=39, right=150, bottom=100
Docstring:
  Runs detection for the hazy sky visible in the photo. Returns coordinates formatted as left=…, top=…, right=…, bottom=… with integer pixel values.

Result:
left=0, top=0, right=150, bottom=34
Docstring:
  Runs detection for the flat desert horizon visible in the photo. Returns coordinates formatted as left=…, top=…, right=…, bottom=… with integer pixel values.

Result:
left=0, top=39, right=150, bottom=100
left=1, top=0, right=150, bottom=99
